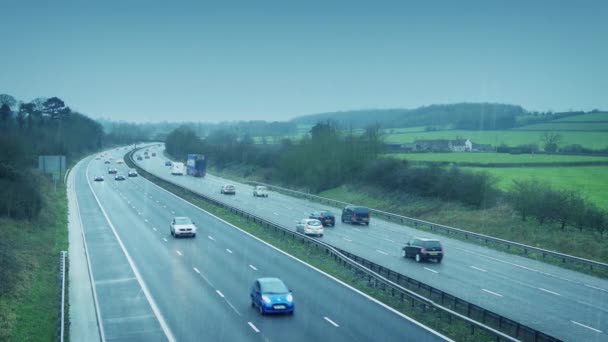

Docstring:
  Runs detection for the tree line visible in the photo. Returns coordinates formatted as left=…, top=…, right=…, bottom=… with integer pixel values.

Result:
left=0, top=94, right=103, bottom=219
left=166, top=121, right=607, bottom=235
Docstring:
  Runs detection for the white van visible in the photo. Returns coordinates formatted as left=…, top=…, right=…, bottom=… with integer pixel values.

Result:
left=171, top=162, right=185, bottom=175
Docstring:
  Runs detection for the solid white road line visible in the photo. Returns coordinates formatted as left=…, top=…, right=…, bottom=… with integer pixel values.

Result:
left=343, top=238, right=352, bottom=242
left=85, top=161, right=176, bottom=342
left=249, top=265, right=258, bottom=271
left=470, top=266, right=487, bottom=272
left=176, top=250, right=182, bottom=256
left=482, top=289, right=503, bottom=297
left=376, top=250, right=389, bottom=255
left=226, top=300, right=241, bottom=316
left=570, top=320, right=602, bottom=333
left=216, top=290, right=225, bottom=298
left=247, top=322, right=260, bottom=333
left=424, top=267, right=438, bottom=274
left=324, top=317, right=340, bottom=327
left=193, top=267, right=200, bottom=274
left=226, top=249, right=233, bottom=254
left=538, top=288, right=561, bottom=296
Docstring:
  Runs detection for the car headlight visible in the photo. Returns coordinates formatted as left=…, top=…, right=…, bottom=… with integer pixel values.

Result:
left=286, top=293, right=293, bottom=302
left=262, top=295, right=271, bottom=304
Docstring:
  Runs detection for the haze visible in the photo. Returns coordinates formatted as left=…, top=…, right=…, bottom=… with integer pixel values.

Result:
left=1, top=0, right=607, bottom=122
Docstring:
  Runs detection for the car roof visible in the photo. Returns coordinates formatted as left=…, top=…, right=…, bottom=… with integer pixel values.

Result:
left=257, top=277, right=284, bottom=284
left=173, top=216, right=191, bottom=220
left=416, top=238, right=441, bottom=242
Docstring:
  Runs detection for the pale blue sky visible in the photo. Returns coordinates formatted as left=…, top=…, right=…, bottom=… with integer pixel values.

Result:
left=1, top=0, right=606, bottom=122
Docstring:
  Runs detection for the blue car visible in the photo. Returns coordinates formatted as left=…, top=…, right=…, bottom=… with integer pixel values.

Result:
left=250, top=278, right=294, bottom=315
left=165, top=161, right=172, bottom=166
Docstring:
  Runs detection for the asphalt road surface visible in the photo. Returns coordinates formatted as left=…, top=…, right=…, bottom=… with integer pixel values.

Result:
left=71, top=148, right=450, bottom=342
left=132, top=145, right=608, bottom=342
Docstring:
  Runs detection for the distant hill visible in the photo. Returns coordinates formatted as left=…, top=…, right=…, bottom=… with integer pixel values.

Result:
left=290, top=103, right=527, bottom=130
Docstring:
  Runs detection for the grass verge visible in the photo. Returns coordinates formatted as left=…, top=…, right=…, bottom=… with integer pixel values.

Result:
left=128, top=154, right=525, bottom=342
left=0, top=177, right=69, bottom=341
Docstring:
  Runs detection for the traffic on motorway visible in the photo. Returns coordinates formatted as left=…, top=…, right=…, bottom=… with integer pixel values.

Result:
left=71, top=146, right=451, bottom=341
left=130, top=144, right=608, bottom=342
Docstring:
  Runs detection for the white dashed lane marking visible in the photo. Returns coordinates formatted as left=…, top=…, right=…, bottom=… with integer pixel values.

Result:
left=571, top=320, right=602, bottom=333
left=538, top=288, right=561, bottom=296
left=249, top=265, right=258, bottom=271
left=208, top=236, right=215, bottom=241
left=324, top=317, right=340, bottom=327
left=226, top=249, right=233, bottom=254
left=193, top=267, right=200, bottom=274
left=470, top=266, right=487, bottom=272
left=163, top=238, right=168, bottom=242
left=248, top=322, right=260, bottom=333
left=376, top=250, right=389, bottom=255
left=424, top=267, right=438, bottom=274
left=216, top=290, right=224, bottom=298
left=176, top=250, right=182, bottom=256
left=482, top=289, right=503, bottom=297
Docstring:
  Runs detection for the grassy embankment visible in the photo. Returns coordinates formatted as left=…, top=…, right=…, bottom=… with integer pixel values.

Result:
left=0, top=178, right=69, bottom=341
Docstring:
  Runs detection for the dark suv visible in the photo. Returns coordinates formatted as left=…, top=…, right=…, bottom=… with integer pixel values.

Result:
left=309, top=210, right=335, bottom=227
left=341, top=205, right=370, bottom=225
left=402, top=238, right=443, bottom=263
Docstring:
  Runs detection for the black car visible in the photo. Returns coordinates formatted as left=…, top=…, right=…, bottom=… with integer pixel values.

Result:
left=93, top=176, right=104, bottom=182
left=107, top=167, right=118, bottom=174
left=341, top=205, right=370, bottom=225
left=115, top=174, right=126, bottom=181
left=309, top=210, right=335, bottom=227
left=402, top=238, right=443, bottom=263
left=128, top=170, right=138, bottom=177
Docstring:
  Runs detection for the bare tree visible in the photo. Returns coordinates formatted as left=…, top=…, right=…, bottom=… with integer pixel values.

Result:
left=0, top=94, right=16, bottom=108
left=541, top=132, right=562, bottom=152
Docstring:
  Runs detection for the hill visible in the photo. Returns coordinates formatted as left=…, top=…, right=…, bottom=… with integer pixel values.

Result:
left=290, top=103, right=526, bottom=130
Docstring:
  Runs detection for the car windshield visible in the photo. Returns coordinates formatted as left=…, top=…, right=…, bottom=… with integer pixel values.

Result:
left=257, top=186, right=267, bottom=190
left=422, top=241, right=441, bottom=248
left=260, top=280, right=288, bottom=294
left=308, top=220, right=321, bottom=226
left=174, top=218, right=192, bottom=225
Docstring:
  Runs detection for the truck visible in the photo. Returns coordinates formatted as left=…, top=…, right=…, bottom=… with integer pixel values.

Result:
left=171, top=162, right=185, bottom=175
left=186, top=154, right=206, bottom=177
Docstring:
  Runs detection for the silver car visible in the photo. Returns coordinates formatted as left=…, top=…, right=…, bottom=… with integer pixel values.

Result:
left=296, top=219, right=324, bottom=237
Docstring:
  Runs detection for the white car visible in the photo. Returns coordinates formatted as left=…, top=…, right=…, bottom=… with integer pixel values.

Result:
left=221, top=184, right=236, bottom=195
left=253, top=186, right=269, bottom=197
left=171, top=162, right=185, bottom=175
left=296, top=219, right=324, bottom=237
left=170, top=217, right=197, bottom=238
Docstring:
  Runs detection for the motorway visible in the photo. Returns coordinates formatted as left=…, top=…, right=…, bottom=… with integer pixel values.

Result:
left=132, top=145, right=608, bottom=342
left=70, top=147, right=450, bottom=342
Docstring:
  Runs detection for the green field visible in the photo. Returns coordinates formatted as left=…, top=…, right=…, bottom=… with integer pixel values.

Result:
left=465, top=166, right=608, bottom=208
left=554, top=112, right=608, bottom=122
left=387, top=152, right=608, bottom=164
left=516, top=122, right=608, bottom=131
left=384, top=129, right=608, bottom=149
